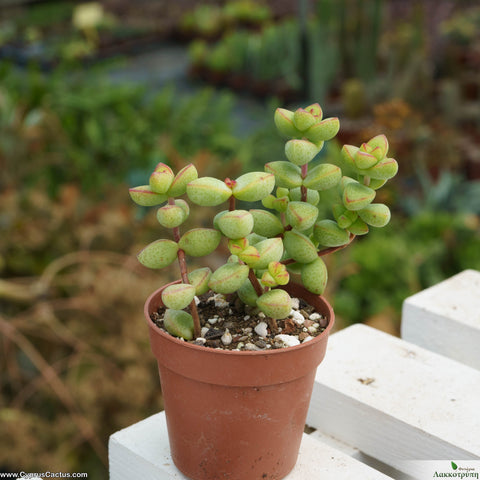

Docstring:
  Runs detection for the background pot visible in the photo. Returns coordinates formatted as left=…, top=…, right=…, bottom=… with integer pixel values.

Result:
left=144, top=282, right=334, bottom=480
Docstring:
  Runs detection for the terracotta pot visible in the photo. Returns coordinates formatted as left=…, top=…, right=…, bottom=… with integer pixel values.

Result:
left=144, top=282, right=334, bottom=480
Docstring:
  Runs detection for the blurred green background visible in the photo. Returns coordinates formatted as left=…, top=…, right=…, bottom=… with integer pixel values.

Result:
left=1, top=0, right=479, bottom=476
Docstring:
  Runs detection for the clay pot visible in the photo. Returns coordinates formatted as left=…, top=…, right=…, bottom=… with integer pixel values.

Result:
left=144, top=282, right=334, bottom=480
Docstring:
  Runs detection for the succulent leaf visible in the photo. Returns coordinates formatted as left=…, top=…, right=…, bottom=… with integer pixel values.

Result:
left=129, top=186, right=168, bottom=207
left=313, top=219, right=350, bottom=247
left=274, top=108, right=301, bottom=138
left=208, top=263, right=249, bottom=294
left=332, top=204, right=358, bottom=229
left=156, top=204, right=187, bottom=228
left=256, top=289, right=292, bottom=319
left=348, top=217, right=369, bottom=235
left=283, top=230, right=318, bottom=264
left=286, top=201, right=319, bottom=231
left=137, top=239, right=179, bottom=269
left=303, top=163, right=342, bottom=191
left=268, top=261, right=289, bottom=285
left=188, top=267, right=212, bottom=295
left=261, top=271, right=277, bottom=287
left=305, top=103, right=323, bottom=118
left=301, top=258, right=328, bottom=295
left=367, top=178, right=387, bottom=190
left=164, top=309, right=194, bottom=340
left=217, top=210, right=254, bottom=239
left=354, top=150, right=378, bottom=170
left=272, top=196, right=289, bottom=212
left=187, top=177, right=232, bottom=206
left=293, top=108, right=316, bottom=131
left=232, top=172, right=275, bottom=202
left=227, top=237, right=249, bottom=256
left=265, top=161, right=302, bottom=188
left=168, top=164, right=199, bottom=197
left=340, top=145, right=359, bottom=170
left=161, top=283, right=196, bottom=310
left=175, top=199, right=190, bottom=217
left=149, top=163, right=174, bottom=194
left=285, top=139, right=322, bottom=166
left=367, top=134, right=389, bottom=159
left=238, top=279, right=259, bottom=306
left=179, top=228, right=221, bottom=257
left=255, top=237, right=284, bottom=269
left=288, top=187, right=320, bottom=205
left=246, top=233, right=267, bottom=245
left=361, top=157, right=398, bottom=180
left=304, top=117, right=340, bottom=143
left=250, top=209, right=284, bottom=237
left=342, top=182, right=376, bottom=211
left=358, top=203, right=391, bottom=227
left=238, top=245, right=260, bottom=267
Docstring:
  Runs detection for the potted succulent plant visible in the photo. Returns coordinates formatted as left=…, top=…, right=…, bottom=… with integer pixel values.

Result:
left=129, top=102, right=398, bottom=480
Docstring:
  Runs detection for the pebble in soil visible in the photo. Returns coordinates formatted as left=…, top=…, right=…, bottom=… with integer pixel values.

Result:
left=151, top=292, right=328, bottom=351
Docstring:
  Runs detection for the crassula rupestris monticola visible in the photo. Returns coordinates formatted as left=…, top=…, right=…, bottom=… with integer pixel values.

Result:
left=130, top=102, right=398, bottom=341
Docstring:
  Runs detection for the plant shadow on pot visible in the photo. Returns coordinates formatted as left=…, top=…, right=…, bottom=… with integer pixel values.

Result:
left=144, top=281, right=334, bottom=480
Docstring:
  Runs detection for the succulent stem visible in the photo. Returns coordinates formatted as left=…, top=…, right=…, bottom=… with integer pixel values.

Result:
left=268, top=317, right=279, bottom=334
left=363, top=175, right=371, bottom=186
left=248, top=268, right=265, bottom=297
left=229, top=195, right=236, bottom=211
left=169, top=197, right=201, bottom=338
left=300, top=164, right=308, bottom=202
left=281, top=233, right=356, bottom=266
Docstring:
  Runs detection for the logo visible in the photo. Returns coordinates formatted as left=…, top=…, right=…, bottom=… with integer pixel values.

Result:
left=433, top=461, right=479, bottom=478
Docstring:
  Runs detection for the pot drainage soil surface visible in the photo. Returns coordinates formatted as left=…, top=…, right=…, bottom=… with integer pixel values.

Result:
left=151, top=292, right=328, bottom=351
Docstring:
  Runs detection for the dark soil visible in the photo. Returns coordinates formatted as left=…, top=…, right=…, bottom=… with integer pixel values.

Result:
left=151, top=292, right=328, bottom=351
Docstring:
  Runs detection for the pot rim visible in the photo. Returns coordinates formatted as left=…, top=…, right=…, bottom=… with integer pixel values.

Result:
left=144, top=280, right=335, bottom=358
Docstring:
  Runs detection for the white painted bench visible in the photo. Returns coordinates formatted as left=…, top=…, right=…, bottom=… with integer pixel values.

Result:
left=109, top=269, right=480, bottom=480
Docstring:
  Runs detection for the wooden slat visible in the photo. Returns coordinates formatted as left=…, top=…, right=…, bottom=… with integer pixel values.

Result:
left=109, top=411, right=392, bottom=480
left=307, top=324, right=480, bottom=478
left=402, top=269, right=480, bottom=369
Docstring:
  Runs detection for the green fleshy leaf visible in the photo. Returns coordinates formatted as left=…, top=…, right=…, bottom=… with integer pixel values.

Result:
left=232, top=172, right=275, bottom=202
left=274, top=108, right=302, bottom=138
left=164, top=309, right=194, bottom=340
left=246, top=233, right=267, bottom=245
left=303, top=163, right=342, bottom=191
left=340, top=145, right=359, bottom=171
left=162, top=283, right=196, bottom=310
left=188, top=267, right=212, bottom=295
left=354, top=150, right=378, bottom=170
left=168, top=164, right=198, bottom=197
left=156, top=204, right=187, bottom=228
left=250, top=209, right=284, bottom=237
left=179, top=228, right=222, bottom=256
left=304, top=117, right=340, bottom=143
left=129, top=186, right=167, bottom=207
left=288, top=187, right=320, bottom=205
left=265, top=161, right=302, bottom=188
left=332, top=204, right=358, bottom=229
left=187, top=177, right=232, bottom=206
left=208, top=263, right=249, bottom=294
left=255, top=237, right=284, bottom=269
left=358, top=203, right=391, bottom=227
left=313, top=219, right=350, bottom=247
left=137, top=239, right=178, bottom=269
left=217, top=210, right=254, bottom=239
left=342, top=182, right=376, bottom=211
left=367, top=134, right=389, bottom=159
left=286, top=201, right=319, bottom=231
left=304, top=103, right=323, bottom=118
left=283, top=230, right=318, bottom=264
left=367, top=178, right=387, bottom=190
left=361, top=157, right=398, bottom=180
left=301, top=258, right=328, bottom=295
left=149, top=163, right=174, bottom=194
left=238, top=279, right=259, bottom=306
left=293, top=108, right=316, bottom=131
left=348, top=217, right=369, bottom=235
left=238, top=245, right=260, bottom=267
left=257, top=289, right=292, bottom=319
left=285, top=139, right=322, bottom=166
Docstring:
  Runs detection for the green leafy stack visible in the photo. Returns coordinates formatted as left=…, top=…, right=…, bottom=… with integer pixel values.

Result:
left=130, top=102, right=398, bottom=341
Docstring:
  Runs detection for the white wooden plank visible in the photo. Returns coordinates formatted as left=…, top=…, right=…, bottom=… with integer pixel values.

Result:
left=109, top=411, right=392, bottom=480
left=307, top=324, right=480, bottom=479
left=401, top=269, right=480, bottom=369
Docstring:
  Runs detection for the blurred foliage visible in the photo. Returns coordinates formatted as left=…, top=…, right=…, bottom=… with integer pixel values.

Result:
left=0, top=63, right=244, bottom=195
left=331, top=212, right=480, bottom=328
